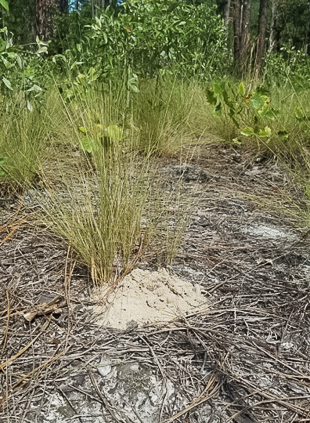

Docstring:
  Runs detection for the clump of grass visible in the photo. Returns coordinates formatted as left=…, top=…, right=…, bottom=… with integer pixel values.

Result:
left=40, top=151, right=150, bottom=283
left=36, top=83, right=196, bottom=284
left=132, top=78, right=210, bottom=155
left=0, top=79, right=202, bottom=285
left=0, top=95, right=45, bottom=190
left=149, top=189, right=192, bottom=266
left=0, top=88, right=75, bottom=192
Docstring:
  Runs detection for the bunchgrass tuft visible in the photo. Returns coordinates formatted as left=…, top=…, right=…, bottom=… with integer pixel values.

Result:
left=35, top=82, right=200, bottom=284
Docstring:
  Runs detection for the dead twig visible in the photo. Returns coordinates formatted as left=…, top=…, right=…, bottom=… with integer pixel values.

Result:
left=0, top=318, right=50, bottom=373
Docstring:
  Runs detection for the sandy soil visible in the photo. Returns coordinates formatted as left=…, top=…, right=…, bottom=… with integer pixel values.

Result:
left=92, top=268, right=208, bottom=329
left=1, top=141, right=310, bottom=422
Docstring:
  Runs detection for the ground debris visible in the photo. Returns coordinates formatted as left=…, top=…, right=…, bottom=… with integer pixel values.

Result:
left=1, top=143, right=310, bottom=422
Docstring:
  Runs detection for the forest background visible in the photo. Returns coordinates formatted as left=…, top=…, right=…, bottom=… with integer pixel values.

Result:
left=1, top=0, right=310, bottom=282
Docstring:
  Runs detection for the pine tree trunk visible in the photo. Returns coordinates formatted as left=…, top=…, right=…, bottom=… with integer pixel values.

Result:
left=233, top=0, right=242, bottom=64
left=268, top=0, right=276, bottom=52
left=233, top=0, right=252, bottom=73
left=255, top=0, right=268, bottom=77
left=36, top=0, right=68, bottom=40
left=224, top=0, right=231, bottom=29
left=239, top=0, right=252, bottom=64
left=36, top=0, right=55, bottom=40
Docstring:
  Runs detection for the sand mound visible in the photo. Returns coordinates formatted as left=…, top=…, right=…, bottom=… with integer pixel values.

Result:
left=92, top=268, right=207, bottom=330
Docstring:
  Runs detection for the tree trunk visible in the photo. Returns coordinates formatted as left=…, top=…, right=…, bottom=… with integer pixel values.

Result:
left=268, top=0, right=276, bottom=53
left=233, top=0, right=252, bottom=72
left=224, top=0, right=231, bottom=29
left=36, top=0, right=68, bottom=40
left=233, top=0, right=242, bottom=64
left=255, top=0, right=268, bottom=77
left=239, top=0, right=251, bottom=63
left=36, top=0, right=56, bottom=40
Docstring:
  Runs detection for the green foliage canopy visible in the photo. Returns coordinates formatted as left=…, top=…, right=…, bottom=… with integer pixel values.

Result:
left=56, top=0, right=229, bottom=81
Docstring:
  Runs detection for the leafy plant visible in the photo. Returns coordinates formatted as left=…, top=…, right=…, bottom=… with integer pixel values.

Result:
left=53, top=0, right=228, bottom=83
left=0, top=0, right=8, bottom=11
left=78, top=123, right=123, bottom=154
left=206, top=81, right=286, bottom=143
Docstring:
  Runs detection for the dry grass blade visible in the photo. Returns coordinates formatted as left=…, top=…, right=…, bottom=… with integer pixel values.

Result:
left=0, top=318, right=50, bottom=372
left=0, top=348, right=67, bottom=409
left=0, top=218, right=26, bottom=248
left=1, top=143, right=310, bottom=422
left=1, top=290, right=10, bottom=353
left=162, top=371, right=222, bottom=423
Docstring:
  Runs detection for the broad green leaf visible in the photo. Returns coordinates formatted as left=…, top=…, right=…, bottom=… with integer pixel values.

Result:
left=238, top=82, right=246, bottom=96
left=0, top=0, right=9, bottom=11
left=233, top=138, right=242, bottom=145
left=277, top=131, right=289, bottom=139
left=223, top=89, right=234, bottom=109
left=241, top=127, right=254, bottom=137
left=105, top=125, right=123, bottom=141
left=1, top=57, right=10, bottom=68
left=250, top=93, right=269, bottom=110
left=258, top=105, right=279, bottom=119
left=128, top=78, right=139, bottom=93
left=2, top=77, right=12, bottom=90
left=27, top=84, right=42, bottom=93
left=206, top=89, right=217, bottom=105
left=128, top=73, right=139, bottom=93
left=27, top=100, right=33, bottom=112
left=16, top=55, right=22, bottom=68
left=258, top=126, right=272, bottom=138
left=80, top=137, right=98, bottom=153
left=102, top=32, right=108, bottom=44
left=0, top=39, right=6, bottom=53
left=295, top=106, right=305, bottom=121
left=78, top=126, right=87, bottom=134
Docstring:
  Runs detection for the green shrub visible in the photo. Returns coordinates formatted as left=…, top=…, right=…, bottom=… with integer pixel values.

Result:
left=52, top=0, right=229, bottom=83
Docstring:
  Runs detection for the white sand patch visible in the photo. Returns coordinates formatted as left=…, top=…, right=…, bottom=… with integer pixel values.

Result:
left=92, top=268, right=207, bottom=330
left=244, top=224, right=297, bottom=241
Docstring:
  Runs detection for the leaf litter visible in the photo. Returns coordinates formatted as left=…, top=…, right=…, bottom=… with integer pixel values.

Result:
left=0, top=142, right=310, bottom=422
